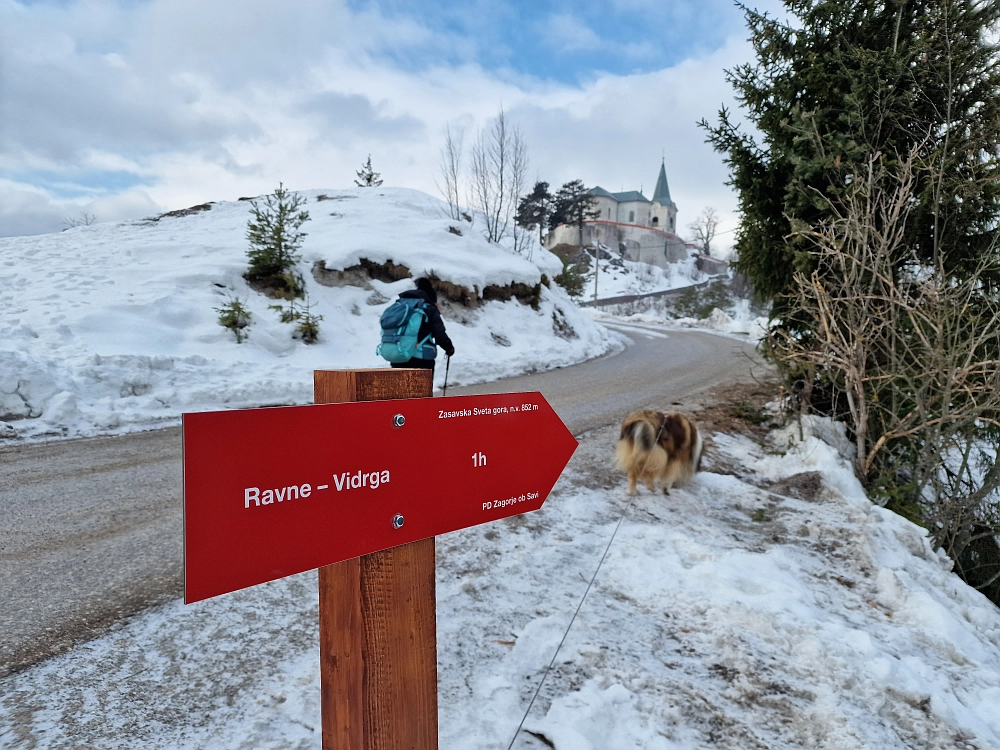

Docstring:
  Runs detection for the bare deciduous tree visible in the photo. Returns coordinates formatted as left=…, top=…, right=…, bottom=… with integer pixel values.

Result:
left=62, top=212, right=96, bottom=230
left=508, top=142, right=530, bottom=255
left=688, top=207, right=719, bottom=256
left=769, top=146, right=1000, bottom=584
left=436, top=124, right=464, bottom=221
left=468, top=107, right=528, bottom=245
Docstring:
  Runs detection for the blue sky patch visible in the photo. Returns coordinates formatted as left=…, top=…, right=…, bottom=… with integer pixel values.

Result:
left=348, top=0, right=739, bottom=83
left=10, top=169, right=151, bottom=200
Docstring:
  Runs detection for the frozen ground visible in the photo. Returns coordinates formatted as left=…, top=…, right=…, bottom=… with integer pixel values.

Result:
left=0, top=187, right=621, bottom=442
left=577, top=251, right=706, bottom=300
left=3, top=410, right=998, bottom=749
left=590, top=303, right=769, bottom=342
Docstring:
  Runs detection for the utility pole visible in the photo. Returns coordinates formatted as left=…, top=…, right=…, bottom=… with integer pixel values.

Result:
left=593, top=243, right=599, bottom=304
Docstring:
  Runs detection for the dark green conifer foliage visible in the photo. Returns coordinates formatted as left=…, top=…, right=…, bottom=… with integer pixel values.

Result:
left=554, top=257, right=586, bottom=298
left=295, top=297, right=323, bottom=344
left=702, top=0, right=1000, bottom=311
left=216, top=298, right=252, bottom=343
left=550, top=180, right=599, bottom=234
left=516, top=181, right=552, bottom=243
left=354, top=155, right=383, bottom=187
left=245, top=183, right=310, bottom=299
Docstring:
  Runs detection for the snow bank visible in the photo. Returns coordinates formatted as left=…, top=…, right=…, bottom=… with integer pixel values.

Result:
left=0, top=187, right=612, bottom=441
left=590, top=301, right=769, bottom=342
left=580, top=252, right=705, bottom=299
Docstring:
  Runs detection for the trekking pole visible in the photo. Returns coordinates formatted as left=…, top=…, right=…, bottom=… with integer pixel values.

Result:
left=443, top=355, right=451, bottom=396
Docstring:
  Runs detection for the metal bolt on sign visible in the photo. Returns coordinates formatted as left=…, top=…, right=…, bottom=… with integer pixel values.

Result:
left=392, top=514, right=405, bottom=529
left=393, top=413, right=405, bottom=428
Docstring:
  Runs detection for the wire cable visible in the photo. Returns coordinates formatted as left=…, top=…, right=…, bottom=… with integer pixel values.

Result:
left=505, top=492, right=637, bottom=750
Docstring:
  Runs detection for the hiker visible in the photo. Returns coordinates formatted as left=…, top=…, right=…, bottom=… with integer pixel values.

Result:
left=378, top=277, right=454, bottom=372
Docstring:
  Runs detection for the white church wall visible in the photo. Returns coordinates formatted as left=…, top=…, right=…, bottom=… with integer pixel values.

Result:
left=652, top=203, right=679, bottom=232
left=543, top=223, right=583, bottom=249
left=592, top=196, right=617, bottom=222
left=616, top=201, right=651, bottom=226
left=542, top=219, right=691, bottom=268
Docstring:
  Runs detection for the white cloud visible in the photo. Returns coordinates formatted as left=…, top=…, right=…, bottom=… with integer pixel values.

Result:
left=544, top=13, right=603, bottom=53
left=0, top=0, right=755, bottom=246
left=0, top=177, right=160, bottom=236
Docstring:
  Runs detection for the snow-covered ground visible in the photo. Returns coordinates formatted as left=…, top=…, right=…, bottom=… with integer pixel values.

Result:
left=579, top=252, right=706, bottom=300
left=0, top=187, right=618, bottom=442
left=591, top=303, right=769, bottom=341
left=4, top=406, right=998, bottom=749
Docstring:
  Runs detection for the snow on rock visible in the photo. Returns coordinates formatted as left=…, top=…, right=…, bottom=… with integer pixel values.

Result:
left=0, top=187, right=613, bottom=441
left=772, top=414, right=858, bottom=464
left=306, top=189, right=561, bottom=290
left=4, top=416, right=999, bottom=749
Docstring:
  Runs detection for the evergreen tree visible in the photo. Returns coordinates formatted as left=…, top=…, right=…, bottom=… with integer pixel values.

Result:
left=295, top=296, right=323, bottom=344
left=245, top=183, right=310, bottom=299
left=701, top=0, right=1000, bottom=310
left=354, top=155, right=383, bottom=187
left=549, top=180, right=599, bottom=234
left=215, top=298, right=252, bottom=343
left=515, top=181, right=552, bottom=243
left=554, top=256, right=586, bottom=298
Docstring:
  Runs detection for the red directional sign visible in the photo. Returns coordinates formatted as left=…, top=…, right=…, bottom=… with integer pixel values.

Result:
left=183, top=392, right=577, bottom=603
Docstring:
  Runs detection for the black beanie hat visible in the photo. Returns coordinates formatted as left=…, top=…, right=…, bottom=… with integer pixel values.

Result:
left=414, top=277, right=437, bottom=303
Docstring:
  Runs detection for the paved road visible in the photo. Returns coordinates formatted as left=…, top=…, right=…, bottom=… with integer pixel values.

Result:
left=0, top=325, right=764, bottom=676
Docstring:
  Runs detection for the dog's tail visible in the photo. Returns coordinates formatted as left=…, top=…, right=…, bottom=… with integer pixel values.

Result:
left=632, top=419, right=658, bottom=452
left=693, top=424, right=704, bottom=473
left=615, top=419, right=663, bottom=474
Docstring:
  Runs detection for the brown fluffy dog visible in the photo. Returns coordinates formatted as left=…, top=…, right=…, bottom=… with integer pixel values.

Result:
left=615, top=411, right=703, bottom=494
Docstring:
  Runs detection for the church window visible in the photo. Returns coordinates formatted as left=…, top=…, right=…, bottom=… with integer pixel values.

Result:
left=608, top=208, right=611, bottom=219
left=652, top=216, right=659, bottom=227
left=628, top=210, right=635, bottom=223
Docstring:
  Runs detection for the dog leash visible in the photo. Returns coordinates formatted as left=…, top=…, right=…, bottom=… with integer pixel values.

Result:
left=506, top=414, right=670, bottom=748
left=505, top=490, right=637, bottom=750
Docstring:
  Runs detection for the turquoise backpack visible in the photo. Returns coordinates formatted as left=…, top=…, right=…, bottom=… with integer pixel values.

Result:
left=377, top=298, right=437, bottom=363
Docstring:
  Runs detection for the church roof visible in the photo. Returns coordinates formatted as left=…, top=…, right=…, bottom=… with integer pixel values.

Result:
left=589, top=186, right=652, bottom=203
left=612, top=190, right=649, bottom=203
left=588, top=186, right=617, bottom=200
left=589, top=184, right=667, bottom=206
left=652, top=160, right=675, bottom=207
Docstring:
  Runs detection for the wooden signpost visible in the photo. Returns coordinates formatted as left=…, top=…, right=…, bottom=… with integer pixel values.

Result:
left=316, top=369, right=436, bottom=750
left=182, top=369, right=578, bottom=750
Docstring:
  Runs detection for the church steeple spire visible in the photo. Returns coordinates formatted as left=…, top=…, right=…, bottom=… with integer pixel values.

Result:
left=652, top=158, right=675, bottom=208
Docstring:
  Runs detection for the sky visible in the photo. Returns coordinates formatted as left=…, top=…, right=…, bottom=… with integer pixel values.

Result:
left=0, top=0, right=786, bottom=244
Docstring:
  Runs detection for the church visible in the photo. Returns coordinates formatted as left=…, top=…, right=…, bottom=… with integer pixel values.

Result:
left=542, top=160, right=689, bottom=268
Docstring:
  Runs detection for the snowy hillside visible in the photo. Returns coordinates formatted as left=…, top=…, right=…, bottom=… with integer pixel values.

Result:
left=574, top=250, right=707, bottom=300
left=0, top=188, right=616, bottom=441
left=4, top=398, right=998, bottom=749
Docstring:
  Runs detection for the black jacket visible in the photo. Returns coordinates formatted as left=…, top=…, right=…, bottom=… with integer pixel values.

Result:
left=398, top=289, right=453, bottom=356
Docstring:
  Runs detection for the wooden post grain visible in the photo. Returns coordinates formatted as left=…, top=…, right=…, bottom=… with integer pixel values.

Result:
left=315, top=369, right=438, bottom=750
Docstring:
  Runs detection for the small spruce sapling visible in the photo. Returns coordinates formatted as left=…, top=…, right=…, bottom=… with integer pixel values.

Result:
left=554, top=257, right=586, bottom=298
left=295, top=296, right=323, bottom=344
left=216, top=298, right=252, bottom=343
left=268, top=298, right=301, bottom=323
left=245, top=183, right=310, bottom=299
left=354, top=155, right=383, bottom=187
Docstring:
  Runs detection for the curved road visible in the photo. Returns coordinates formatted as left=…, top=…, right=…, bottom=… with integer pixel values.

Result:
left=0, top=325, right=764, bottom=676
